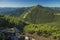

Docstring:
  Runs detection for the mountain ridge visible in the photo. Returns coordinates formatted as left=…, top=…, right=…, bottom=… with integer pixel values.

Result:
left=20, top=5, right=54, bottom=24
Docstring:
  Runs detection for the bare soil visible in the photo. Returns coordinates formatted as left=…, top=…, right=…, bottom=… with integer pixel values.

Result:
left=25, top=33, right=56, bottom=40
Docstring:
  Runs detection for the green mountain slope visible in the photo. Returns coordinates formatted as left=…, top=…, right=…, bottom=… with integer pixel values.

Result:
left=20, top=5, right=54, bottom=24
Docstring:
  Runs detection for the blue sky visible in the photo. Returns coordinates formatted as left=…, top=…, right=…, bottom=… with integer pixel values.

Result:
left=0, top=0, right=60, bottom=7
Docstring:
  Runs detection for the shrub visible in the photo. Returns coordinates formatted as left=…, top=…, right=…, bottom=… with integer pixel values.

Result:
left=24, top=24, right=60, bottom=38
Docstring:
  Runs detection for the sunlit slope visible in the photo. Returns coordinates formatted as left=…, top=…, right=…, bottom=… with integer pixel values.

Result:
left=20, top=5, right=54, bottom=24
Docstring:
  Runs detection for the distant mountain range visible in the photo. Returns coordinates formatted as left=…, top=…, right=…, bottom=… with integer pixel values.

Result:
left=0, top=5, right=60, bottom=24
left=50, top=7, right=60, bottom=13
left=0, top=8, right=16, bottom=12
left=0, top=6, right=60, bottom=16
left=0, top=7, right=28, bottom=16
left=5, top=7, right=28, bottom=16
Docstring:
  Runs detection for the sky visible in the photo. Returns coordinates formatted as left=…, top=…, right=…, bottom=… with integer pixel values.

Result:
left=0, top=0, right=60, bottom=7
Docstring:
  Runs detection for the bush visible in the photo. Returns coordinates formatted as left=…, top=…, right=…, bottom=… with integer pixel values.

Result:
left=24, top=24, right=60, bottom=38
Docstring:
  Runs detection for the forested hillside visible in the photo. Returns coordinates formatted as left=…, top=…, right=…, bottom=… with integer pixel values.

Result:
left=20, top=5, right=54, bottom=24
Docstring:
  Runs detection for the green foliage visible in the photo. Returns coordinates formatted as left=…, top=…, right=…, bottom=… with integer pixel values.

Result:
left=0, top=15, right=11, bottom=29
left=24, top=24, right=60, bottom=39
left=0, top=14, right=27, bottom=30
left=20, top=5, right=54, bottom=24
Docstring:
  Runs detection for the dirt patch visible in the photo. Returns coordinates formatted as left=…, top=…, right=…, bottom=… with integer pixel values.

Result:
left=25, top=33, right=56, bottom=40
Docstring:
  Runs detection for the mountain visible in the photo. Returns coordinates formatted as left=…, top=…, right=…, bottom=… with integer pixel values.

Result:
left=8, top=7, right=28, bottom=16
left=0, top=8, right=15, bottom=12
left=0, top=7, right=28, bottom=16
left=50, top=7, right=60, bottom=13
left=20, top=5, right=54, bottom=24
left=0, top=8, right=17, bottom=14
